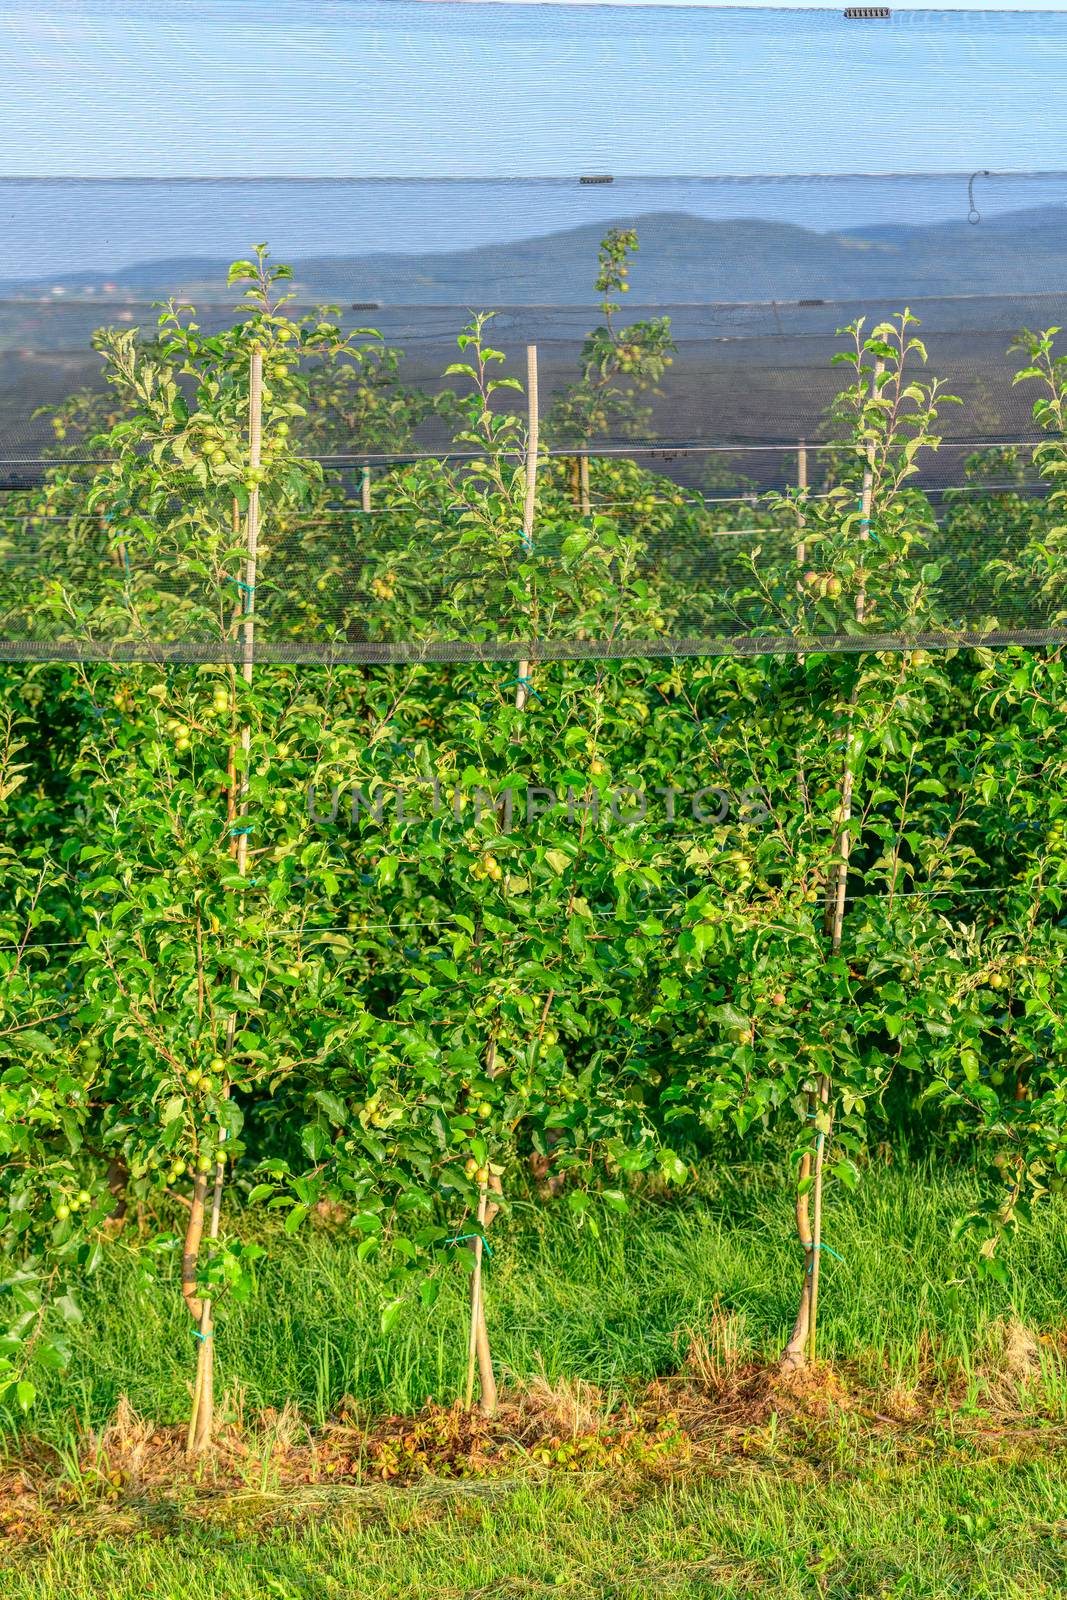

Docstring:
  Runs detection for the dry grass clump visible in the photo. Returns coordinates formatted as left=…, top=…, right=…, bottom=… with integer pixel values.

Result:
left=979, top=1316, right=1047, bottom=1409
left=679, top=1308, right=751, bottom=1393
left=510, top=1373, right=607, bottom=1436
left=7, top=1313, right=1067, bottom=1551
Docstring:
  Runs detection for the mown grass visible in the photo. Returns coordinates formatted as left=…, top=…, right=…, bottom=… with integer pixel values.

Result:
left=5, top=1161, right=1067, bottom=1597
left=4, top=1451, right=1067, bottom=1597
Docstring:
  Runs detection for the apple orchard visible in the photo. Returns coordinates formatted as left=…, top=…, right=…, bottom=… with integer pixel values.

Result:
left=2, top=239, right=1067, bottom=1446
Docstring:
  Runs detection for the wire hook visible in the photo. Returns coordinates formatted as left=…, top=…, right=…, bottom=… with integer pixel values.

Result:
left=968, top=170, right=991, bottom=226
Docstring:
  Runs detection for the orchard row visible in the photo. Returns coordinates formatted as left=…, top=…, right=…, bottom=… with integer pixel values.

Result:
left=0, top=244, right=1065, bottom=1439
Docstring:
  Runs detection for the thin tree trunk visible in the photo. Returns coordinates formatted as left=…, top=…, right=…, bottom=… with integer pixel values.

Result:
left=467, top=1181, right=497, bottom=1415
left=106, top=1156, right=129, bottom=1223
left=779, top=1145, right=813, bottom=1372
left=806, top=1074, right=832, bottom=1363
left=191, top=1145, right=227, bottom=1451
left=182, top=1173, right=208, bottom=1326
left=780, top=361, right=880, bottom=1372
left=182, top=1172, right=208, bottom=1451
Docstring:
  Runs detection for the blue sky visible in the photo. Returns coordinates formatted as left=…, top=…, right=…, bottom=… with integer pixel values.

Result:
left=2, top=4, right=1065, bottom=278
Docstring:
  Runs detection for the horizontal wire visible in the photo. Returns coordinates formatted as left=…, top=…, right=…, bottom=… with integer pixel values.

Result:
left=0, top=632, right=1063, bottom=666
left=0, top=437, right=1052, bottom=469
left=0, top=484, right=1050, bottom=524
left=311, top=441, right=1050, bottom=465
left=0, top=881, right=1044, bottom=955
left=7, top=170, right=1067, bottom=184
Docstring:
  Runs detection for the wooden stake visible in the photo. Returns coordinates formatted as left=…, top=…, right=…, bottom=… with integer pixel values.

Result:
left=824, top=360, right=881, bottom=953
left=779, top=1142, right=813, bottom=1373
left=464, top=1228, right=480, bottom=1411
left=468, top=1182, right=497, bottom=1415
left=515, top=343, right=539, bottom=713
left=853, top=362, right=881, bottom=630
left=579, top=453, right=590, bottom=518
left=796, top=440, right=808, bottom=567
left=808, top=358, right=882, bottom=1366
left=361, top=466, right=371, bottom=515
left=806, top=1075, right=831, bottom=1364
left=468, top=346, right=539, bottom=1419
left=188, top=344, right=263, bottom=1454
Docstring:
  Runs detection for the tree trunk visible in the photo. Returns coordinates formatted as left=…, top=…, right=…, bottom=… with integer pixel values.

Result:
left=779, top=1142, right=813, bottom=1372
left=806, top=1074, right=832, bottom=1363
left=182, top=1172, right=209, bottom=1454
left=187, top=1147, right=226, bottom=1453
left=779, top=358, right=881, bottom=1372
left=473, top=1233, right=497, bottom=1416
left=465, top=1178, right=499, bottom=1415
left=106, top=1156, right=129, bottom=1224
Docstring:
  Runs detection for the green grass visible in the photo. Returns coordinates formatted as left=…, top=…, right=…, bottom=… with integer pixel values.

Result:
left=6, top=1162, right=1067, bottom=1597
left=4, top=1453, right=1067, bottom=1597
left=14, top=1161, right=1067, bottom=1441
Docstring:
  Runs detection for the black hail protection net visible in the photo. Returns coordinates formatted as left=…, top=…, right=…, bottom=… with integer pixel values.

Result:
left=1, top=4, right=1066, bottom=661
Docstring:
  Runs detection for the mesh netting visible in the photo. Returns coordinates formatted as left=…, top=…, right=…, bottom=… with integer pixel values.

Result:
left=5, top=5, right=1067, bottom=178
left=0, top=474, right=1060, bottom=662
left=4, top=174, right=1067, bottom=475
left=3, top=11, right=1067, bottom=660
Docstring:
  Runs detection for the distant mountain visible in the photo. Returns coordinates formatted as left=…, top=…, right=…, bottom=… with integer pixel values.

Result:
left=3, top=206, right=1067, bottom=306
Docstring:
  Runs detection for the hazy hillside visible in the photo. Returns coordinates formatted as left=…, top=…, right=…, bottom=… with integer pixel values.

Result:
left=3, top=207, right=1067, bottom=306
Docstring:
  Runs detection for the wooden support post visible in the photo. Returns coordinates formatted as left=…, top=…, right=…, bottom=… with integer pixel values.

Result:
left=514, top=344, right=539, bottom=714
left=361, top=466, right=371, bottom=515
left=808, top=357, right=882, bottom=1367
left=468, top=345, right=539, bottom=1419
left=188, top=344, right=262, bottom=1454
left=796, top=440, right=808, bottom=567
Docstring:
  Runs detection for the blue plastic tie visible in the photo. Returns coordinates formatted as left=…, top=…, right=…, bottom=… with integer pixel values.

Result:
left=446, top=1233, right=493, bottom=1258
left=193, top=1329, right=213, bottom=1341
left=507, top=674, right=544, bottom=704
left=230, top=824, right=254, bottom=837
left=227, top=576, right=256, bottom=613
left=806, top=1243, right=844, bottom=1273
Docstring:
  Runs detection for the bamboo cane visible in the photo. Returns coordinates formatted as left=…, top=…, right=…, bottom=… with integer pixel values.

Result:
left=468, top=346, right=539, bottom=1418
left=796, top=440, right=808, bottom=568
left=188, top=344, right=263, bottom=1452
left=807, top=358, right=882, bottom=1365
left=514, top=343, right=539, bottom=714
left=466, top=1182, right=495, bottom=1413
